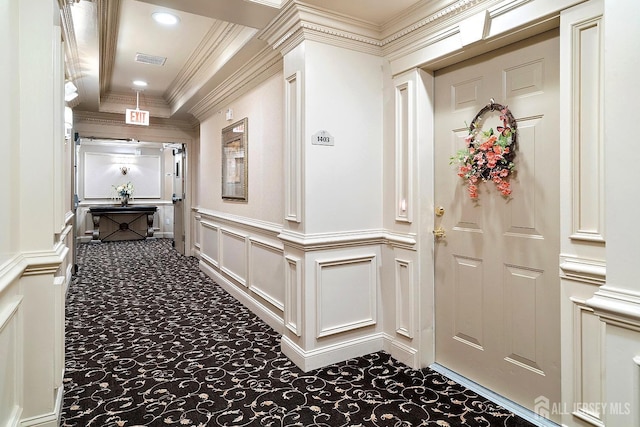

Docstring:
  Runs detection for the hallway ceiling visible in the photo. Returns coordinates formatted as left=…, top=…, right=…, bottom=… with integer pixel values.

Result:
left=63, top=0, right=423, bottom=123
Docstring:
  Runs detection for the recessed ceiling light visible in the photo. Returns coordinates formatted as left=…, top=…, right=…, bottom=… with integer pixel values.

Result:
left=133, top=80, right=148, bottom=87
left=152, top=12, right=179, bottom=26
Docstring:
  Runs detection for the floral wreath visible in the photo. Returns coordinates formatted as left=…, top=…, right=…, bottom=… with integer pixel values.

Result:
left=450, top=100, right=517, bottom=199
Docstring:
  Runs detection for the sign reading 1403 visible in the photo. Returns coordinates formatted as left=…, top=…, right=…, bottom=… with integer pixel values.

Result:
left=312, top=130, right=334, bottom=146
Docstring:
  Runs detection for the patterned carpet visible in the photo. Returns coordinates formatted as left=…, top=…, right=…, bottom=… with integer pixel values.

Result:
left=61, top=239, right=536, bottom=427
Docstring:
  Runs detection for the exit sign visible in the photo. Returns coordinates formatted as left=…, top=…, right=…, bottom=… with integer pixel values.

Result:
left=126, top=108, right=150, bottom=126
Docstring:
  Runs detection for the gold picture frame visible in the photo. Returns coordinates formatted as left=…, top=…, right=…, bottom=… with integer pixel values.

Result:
left=221, top=117, right=248, bottom=201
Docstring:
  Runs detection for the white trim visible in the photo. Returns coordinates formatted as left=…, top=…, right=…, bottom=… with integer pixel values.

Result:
left=587, top=286, right=640, bottom=331
left=0, top=296, right=22, bottom=334
left=284, top=255, right=302, bottom=336
left=197, top=209, right=283, bottom=235
left=559, top=255, right=606, bottom=286
left=394, top=79, right=414, bottom=223
left=219, top=228, right=248, bottom=287
left=430, top=363, right=560, bottom=427
left=285, top=71, right=303, bottom=223
left=248, top=238, right=285, bottom=311
left=383, top=333, right=419, bottom=369
left=281, top=333, right=385, bottom=372
left=19, top=384, right=63, bottom=427
left=199, top=260, right=284, bottom=335
left=394, top=258, right=414, bottom=338
left=315, top=255, right=377, bottom=338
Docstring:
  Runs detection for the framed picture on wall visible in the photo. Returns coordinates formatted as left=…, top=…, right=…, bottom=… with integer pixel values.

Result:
left=221, top=117, right=248, bottom=201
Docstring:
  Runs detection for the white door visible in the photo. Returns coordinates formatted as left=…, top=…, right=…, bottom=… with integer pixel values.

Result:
left=172, top=145, right=185, bottom=255
left=434, top=30, right=560, bottom=418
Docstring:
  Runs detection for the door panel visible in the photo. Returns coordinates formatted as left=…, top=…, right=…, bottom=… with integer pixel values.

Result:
left=434, top=30, right=560, bottom=417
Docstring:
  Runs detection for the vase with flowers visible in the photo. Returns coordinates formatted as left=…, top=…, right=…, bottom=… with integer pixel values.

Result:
left=113, top=182, right=134, bottom=206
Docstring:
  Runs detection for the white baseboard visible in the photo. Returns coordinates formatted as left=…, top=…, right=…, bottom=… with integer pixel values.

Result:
left=19, top=386, right=63, bottom=427
left=199, top=260, right=284, bottom=335
left=429, top=364, right=560, bottom=427
left=281, top=333, right=385, bottom=372
left=382, top=333, right=419, bottom=369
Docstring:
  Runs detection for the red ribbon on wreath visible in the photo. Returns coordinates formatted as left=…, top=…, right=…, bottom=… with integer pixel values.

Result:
left=450, top=100, right=518, bottom=199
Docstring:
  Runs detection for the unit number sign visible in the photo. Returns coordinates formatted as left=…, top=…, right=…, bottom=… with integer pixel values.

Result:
left=312, top=130, right=334, bottom=146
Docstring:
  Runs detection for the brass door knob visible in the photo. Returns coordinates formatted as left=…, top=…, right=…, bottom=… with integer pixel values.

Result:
left=433, top=226, right=446, bottom=239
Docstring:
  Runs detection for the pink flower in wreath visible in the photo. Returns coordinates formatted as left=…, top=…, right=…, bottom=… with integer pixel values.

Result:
left=468, top=183, right=478, bottom=199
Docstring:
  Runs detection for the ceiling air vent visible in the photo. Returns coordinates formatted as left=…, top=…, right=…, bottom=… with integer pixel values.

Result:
left=134, top=52, right=166, bottom=66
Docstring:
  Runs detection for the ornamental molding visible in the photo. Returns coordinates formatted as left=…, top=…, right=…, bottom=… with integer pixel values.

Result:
left=165, top=22, right=258, bottom=108
left=260, top=0, right=497, bottom=56
left=189, top=46, right=282, bottom=121
left=587, top=286, right=640, bottom=331
left=98, top=0, right=120, bottom=95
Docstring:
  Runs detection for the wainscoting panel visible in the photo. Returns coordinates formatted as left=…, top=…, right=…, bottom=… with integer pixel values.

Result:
left=248, top=238, right=285, bottom=311
left=193, top=212, right=202, bottom=253
left=316, top=255, right=377, bottom=338
left=285, top=255, right=302, bottom=336
left=220, top=228, right=248, bottom=287
left=570, top=11, right=605, bottom=243
left=0, top=286, right=22, bottom=425
left=285, top=71, right=302, bottom=223
left=573, top=300, right=604, bottom=425
left=394, top=258, right=414, bottom=339
left=200, top=221, right=219, bottom=268
left=394, top=79, right=413, bottom=223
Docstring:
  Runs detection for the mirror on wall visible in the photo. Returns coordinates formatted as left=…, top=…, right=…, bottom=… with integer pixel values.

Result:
left=221, top=117, right=248, bottom=201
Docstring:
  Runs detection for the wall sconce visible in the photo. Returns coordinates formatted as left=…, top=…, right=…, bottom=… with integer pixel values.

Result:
left=65, top=81, right=78, bottom=102
left=115, top=155, right=135, bottom=175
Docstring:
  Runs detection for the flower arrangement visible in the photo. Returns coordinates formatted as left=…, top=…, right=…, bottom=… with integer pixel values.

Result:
left=113, top=182, right=134, bottom=202
left=450, top=103, right=517, bottom=199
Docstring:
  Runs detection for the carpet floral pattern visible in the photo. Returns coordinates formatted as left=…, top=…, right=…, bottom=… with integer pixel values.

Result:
left=61, top=239, right=535, bottom=427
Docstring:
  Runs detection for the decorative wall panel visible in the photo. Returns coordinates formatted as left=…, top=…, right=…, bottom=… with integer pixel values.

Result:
left=285, top=255, right=302, bottom=336
left=395, top=80, right=412, bottom=223
left=220, top=228, right=248, bottom=286
left=200, top=221, right=219, bottom=268
left=0, top=294, right=21, bottom=423
left=571, top=15, right=605, bottom=243
left=316, top=255, right=377, bottom=338
left=573, top=301, right=604, bottom=425
left=248, top=238, right=285, bottom=311
left=84, top=152, right=161, bottom=199
left=285, top=71, right=302, bottom=223
left=395, top=258, right=414, bottom=338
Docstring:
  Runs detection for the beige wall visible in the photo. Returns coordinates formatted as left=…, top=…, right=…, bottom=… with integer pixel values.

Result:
left=198, top=71, right=284, bottom=225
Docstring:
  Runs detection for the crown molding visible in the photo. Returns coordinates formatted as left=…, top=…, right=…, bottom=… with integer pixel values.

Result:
left=381, top=0, right=485, bottom=44
left=165, top=22, right=259, bottom=112
left=98, top=0, right=120, bottom=95
left=258, top=0, right=501, bottom=57
left=259, top=0, right=383, bottom=56
left=59, top=2, right=81, bottom=82
left=99, top=91, right=172, bottom=118
left=189, top=46, right=282, bottom=121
